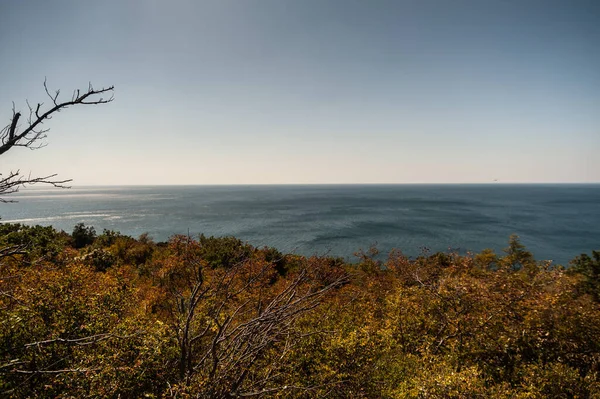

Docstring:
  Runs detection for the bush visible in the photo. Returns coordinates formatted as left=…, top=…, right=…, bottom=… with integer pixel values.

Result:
left=197, top=234, right=253, bottom=268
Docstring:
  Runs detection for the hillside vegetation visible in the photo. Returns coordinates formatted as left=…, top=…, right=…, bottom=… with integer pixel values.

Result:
left=1, top=223, right=599, bottom=398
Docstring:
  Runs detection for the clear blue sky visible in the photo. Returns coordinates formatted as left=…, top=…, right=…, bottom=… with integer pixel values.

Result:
left=1, top=0, right=598, bottom=184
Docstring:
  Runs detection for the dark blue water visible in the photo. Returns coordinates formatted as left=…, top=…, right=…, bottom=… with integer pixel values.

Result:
left=1, top=184, right=599, bottom=265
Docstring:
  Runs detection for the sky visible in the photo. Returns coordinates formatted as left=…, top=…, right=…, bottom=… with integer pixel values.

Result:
left=0, top=0, right=599, bottom=184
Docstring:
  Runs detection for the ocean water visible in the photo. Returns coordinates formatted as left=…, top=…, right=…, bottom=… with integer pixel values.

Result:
left=1, top=184, right=599, bottom=265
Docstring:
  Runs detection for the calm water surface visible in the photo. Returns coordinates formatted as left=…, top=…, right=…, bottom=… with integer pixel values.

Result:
left=1, top=184, right=599, bottom=265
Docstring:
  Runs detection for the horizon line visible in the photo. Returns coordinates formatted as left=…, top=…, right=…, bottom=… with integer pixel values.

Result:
left=18, top=182, right=600, bottom=189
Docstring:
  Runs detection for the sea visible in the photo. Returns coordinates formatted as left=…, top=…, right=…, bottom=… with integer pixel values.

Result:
left=1, top=184, right=599, bottom=266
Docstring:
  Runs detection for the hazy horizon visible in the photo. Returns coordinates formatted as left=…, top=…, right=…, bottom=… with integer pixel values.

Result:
left=1, top=1, right=599, bottom=185
left=13, top=182, right=600, bottom=190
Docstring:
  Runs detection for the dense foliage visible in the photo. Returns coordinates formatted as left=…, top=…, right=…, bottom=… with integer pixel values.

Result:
left=1, top=224, right=599, bottom=398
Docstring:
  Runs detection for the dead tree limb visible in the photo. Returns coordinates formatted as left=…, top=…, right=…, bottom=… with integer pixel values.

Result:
left=0, top=79, right=114, bottom=202
left=164, top=236, right=349, bottom=398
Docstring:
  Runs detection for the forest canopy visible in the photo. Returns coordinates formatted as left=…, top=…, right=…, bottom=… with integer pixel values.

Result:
left=1, top=223, right=599, bottom=398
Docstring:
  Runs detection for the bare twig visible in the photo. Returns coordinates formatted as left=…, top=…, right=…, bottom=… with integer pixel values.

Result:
left=0, top=79, right=114, bottom=202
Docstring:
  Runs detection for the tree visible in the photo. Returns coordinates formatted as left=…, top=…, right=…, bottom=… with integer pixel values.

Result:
left=72, top=222, right=97, bottom=249
left=0, top=79, right=114, bottom=203
left=570, top=250, right=600, bottom=301
left=502, top=234, right=535, bottom=270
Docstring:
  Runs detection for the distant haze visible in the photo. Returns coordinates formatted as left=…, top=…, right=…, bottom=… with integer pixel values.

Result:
left=1, top=0, right=598, bottom=184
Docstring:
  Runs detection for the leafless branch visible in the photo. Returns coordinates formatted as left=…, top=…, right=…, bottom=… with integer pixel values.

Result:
left=167, top=240, right=348, bottom=397
left=0, top=79, right=114, bottom=203
left=0, top=170, right=71, bottom=203
left=1, top=78, right=114, bottom=156
left=11, top=367, right=99, bottom=375
left=23, top=332, right=140, bottom=349
left=0, top=244, right=28, bottom=259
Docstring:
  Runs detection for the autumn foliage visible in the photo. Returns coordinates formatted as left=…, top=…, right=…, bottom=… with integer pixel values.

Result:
left=1, top=224, right=599, bottom=398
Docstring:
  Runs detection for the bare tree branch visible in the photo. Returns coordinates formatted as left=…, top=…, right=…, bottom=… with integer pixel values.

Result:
left=0, top=244, right=28, bottom=259
left=0, top=79, right=114, bottom=203
left=165, top=237, right=349, bottom=397
left=0, top=170, right=71, bottom=203
left=22, top=332, right=141, bottom=349
left=11, top=368, right=99, bottom=375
